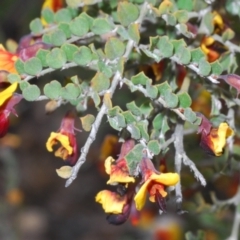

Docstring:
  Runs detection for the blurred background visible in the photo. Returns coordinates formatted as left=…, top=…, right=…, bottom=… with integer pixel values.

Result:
left=0, top=1, right=239, bottom=240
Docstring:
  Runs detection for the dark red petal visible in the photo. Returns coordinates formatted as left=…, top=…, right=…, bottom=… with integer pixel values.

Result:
left=19, top=42, right=51, bottom=61
left=218, top=74, right=240, bottom=94
left=155, top=191, right=167, bottom=213
left=0, top=111, right=10, bottom=138
left=196, top=112, right=212, bottom=135
left=106, top=202, right=131, bottom=225
left=118, top=139, right=135, bottom=159
left=199, top=132, right=215, bottom=156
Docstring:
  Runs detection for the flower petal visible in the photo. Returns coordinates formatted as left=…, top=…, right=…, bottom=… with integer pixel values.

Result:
left=134, top=179, right=151, bottom=211
left=149, top=172, right=180, bottom=186
left=46, top=132, right=73, bottom=155
left=0, top=82, right=18, bottom=106
left=211, top=122, right=234, bottom=156
left=0, top=45, right=18, bottom=73
left=95, top=190, right=127, bottom=214
left=106, top=158, right=135, bottom=185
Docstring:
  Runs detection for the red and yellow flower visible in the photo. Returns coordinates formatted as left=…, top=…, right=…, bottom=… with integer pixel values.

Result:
left=104, top=139, right=135, bottom=185
left=0, top=82, right=22, bottom=138
left=46, top=111, right=79, bottom=166
left=0, top=45, right=19, bottom=74
left=200, top=122, right=234, bottom=156
left=134, top=157, right=179, bottom=211
left=197, top=113, right=234, bottom=156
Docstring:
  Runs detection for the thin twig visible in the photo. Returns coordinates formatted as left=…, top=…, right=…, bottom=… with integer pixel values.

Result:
left=65, top=71, right=121, bottom=187
left=65, top=1, right=150, bottom=187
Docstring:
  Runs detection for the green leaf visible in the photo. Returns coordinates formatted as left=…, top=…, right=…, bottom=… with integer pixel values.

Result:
left=210, top=61, right=223, bottom=76
left=42, top=33, right=52, bottom=45
left=184, top=107, right=197, bottom=123
left=91, top=72, right=110, bottom=93
left=157, top=36, right=173, bottom=58
left=80, top=114, right=95, bottom=131
left=177, top=0, right=193, bottom=11
left=127, top=124, right=141, bottom=139
left=175, top=45, right=191, bottom=64
left=15, top=59, right=25, bottom=74
left=178, top=92, right=192, bottom=108
left=59, top=23, right=71, bottom=38
left=122, top=111, right=137, bottom=124
left=55, top=9, right=72, bottom=23
left=97, top=60, right=113, bottom=78
left=30, top=18, right=43, bottom=34
left=19, top=81, right=30, bottom=91
left=159, top=0, right=174, bottom=15
left=156, top=81, right=172, bottom=95
left=36, top=49, right=49, bottom=67
left=41, top=8, right=54, bottom=24
left=91, top=91, right=101, bottom=108
left=128, top=23, right=140, bottom=43
left=108, top=113, right=126, bottom=131
left=51, top=29, right=67, bottom=46
left=199, top=11, right=214, bottom=35
left=126, top=101, right=142, bottom=116
left=226, top=0, right=240, bottom=16
left=105, top=37, right=125, bottom=60
left=22, top=84, right=41, bottom=101
left=153, top=113, right=164, bottom=130
left=139, top=101, right=153, bottom=117
left=24, top=57, right=42, bottom=76
left=117, top=26, right=130, bottom=40
left=108, top=106, right=122, bottom=117
left=136, top=121, right=149, bottom=141
left=73, top=46, right=92, bottom=66
left=148, top=140, right=161, bottom=155
left=131, top=72, right=149, bottom=85
left=161, top=116, right=170, bottom=135
left=80, top=12, right=94, bottom=29
left=91, top=18, right=113, bottom=35
left=171, top=39, right=186, bottom=51
left=7, top=73, right=21, bottom=83
left=162, top=90, right=178, bottom=108
left=46, top=48, right=67, bottom=69
left=218, top=52, right=232, bottom=72
left=191, top=48, right=206, bottom=63
left=70, top=14, right=89, bottom=36
left=177, top=23, right=193, bottom=38
left=222, top=28, right=235, bottom=42
left=117, top=2, right=139, bottom=27
left=198, top=58, right=211, bottom=76
left=162, top=13, right=176, bottom=26
left=146, top=81, right=158, bottom=99
left=43, top=80, right=62, bottom=99
left=125, top=144, right=144, bottom=175
left=61, top=43, right=78, bottom=61
left=177, top=0, right=193, bottom=12
left=60, top=83, right=81, bottom=100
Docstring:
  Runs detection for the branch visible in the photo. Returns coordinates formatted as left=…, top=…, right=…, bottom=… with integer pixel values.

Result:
left=65, top=1, right=150, bottom=187
left=211, top=186, right=240, bottom=240
left=122, top=78, right=186, bottom=121
left=174, top=122, right=184, bottom=210
left=65, top=71, right=121, bottom=187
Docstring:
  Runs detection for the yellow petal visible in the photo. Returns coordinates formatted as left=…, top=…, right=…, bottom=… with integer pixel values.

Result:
left=104, top=156, right=114, bottom=175
left=46, top=132, right=73, bottom=155
left=95, top=190, right=126, bottom=214
left=150, top=172, right=180, bottom=186
left=134, top=179, right=151, bottom=211
left=212, top=123, right=234, bottom=156
left=0, top=82, right=18, bottom=106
